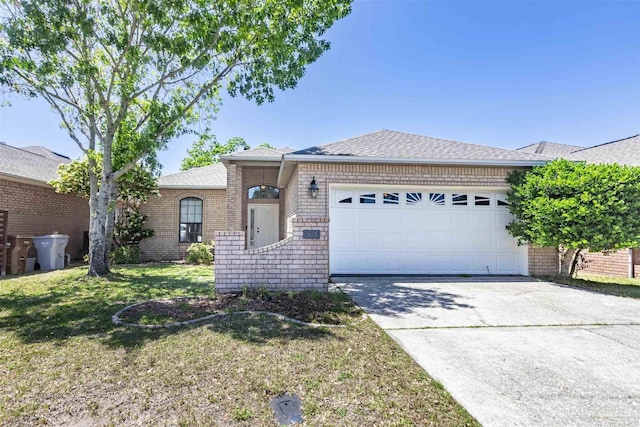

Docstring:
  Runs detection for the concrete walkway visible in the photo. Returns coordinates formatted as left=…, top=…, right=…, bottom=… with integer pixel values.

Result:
left=335, top=276, right=640, bottom=427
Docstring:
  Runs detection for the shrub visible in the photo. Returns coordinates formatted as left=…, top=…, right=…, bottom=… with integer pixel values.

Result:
left=185, top=242, right=214, bottom=265
left=110, top=246, right=140, bottom=264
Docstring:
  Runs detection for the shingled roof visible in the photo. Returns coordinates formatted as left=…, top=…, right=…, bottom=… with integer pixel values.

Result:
left=291, top=130, right=553, bottom=163
left=221, top=146, right=294, bottom=161
left=567, top=135, right=639, bottom=166
left=0, top=143, right=70, bottom=183
left=157, top=162, right=227, bottom=189
left=516, top=141, right=585, bottom=156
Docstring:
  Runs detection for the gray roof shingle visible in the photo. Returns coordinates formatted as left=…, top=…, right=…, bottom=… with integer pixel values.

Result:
left=291, top=130, right=553, bottom=162
left=222, top=146, right=293, bottom=159
left=157, top=162, right=227, bottom=188
left=516, top=141, right=585, bottom=156
left=567, top=135, right=639, bottom=166
left=0, top=143, right=70, bottom=183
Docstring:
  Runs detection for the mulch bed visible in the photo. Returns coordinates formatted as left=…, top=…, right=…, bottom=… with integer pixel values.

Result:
left=118, top=290, right=362, bottom=326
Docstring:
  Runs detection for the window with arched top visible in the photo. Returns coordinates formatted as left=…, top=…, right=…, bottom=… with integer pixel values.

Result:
left=248, top=185, right=280, bottom=200
left=179, top=197, right=203, bottom=243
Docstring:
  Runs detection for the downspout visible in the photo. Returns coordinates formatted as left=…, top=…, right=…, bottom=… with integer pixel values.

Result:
left=629, top=249, right=634, bottom=279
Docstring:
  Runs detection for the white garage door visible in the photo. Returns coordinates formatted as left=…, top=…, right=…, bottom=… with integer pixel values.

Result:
left=329, top=186, right=528, bottom=275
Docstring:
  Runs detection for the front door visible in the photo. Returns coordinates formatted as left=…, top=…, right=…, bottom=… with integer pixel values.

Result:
left=247, top=204, right=279, bottom=249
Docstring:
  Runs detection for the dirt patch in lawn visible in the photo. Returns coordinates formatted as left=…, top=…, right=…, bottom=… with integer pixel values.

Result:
left=118, top=290, right=363, bottom=326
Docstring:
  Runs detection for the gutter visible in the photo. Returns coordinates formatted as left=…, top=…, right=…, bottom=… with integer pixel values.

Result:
left=0, top=172, right=53, bottom=188
left=158, top=185, right=226, bottom=190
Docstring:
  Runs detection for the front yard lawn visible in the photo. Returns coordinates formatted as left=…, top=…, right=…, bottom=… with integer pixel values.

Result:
left=0, top=264, right=477, bottom=426
left=554, top=273, right=640, bottom=298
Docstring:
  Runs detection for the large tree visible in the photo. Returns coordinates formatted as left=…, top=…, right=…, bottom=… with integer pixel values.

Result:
left=506, top=159, right=640, bottom=276
left=0, top=0, right=352, bottom=276
left=50, top=156, right=158, bottom=256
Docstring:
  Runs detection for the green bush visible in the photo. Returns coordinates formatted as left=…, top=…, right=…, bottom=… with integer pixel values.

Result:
left=185, top=242, right=214, bottom=265
left=110, top=246, right=140, bottom=264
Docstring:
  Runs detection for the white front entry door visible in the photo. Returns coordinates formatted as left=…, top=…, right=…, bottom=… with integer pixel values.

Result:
left=247, top=204, right=279, bottom=249
left=329, top=186, right=528, bottom=275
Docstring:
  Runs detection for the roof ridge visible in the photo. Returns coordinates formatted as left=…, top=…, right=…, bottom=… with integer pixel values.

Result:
left=382, top=129, right=554, bottom=159
left=570, top=134, right=640, bottom=154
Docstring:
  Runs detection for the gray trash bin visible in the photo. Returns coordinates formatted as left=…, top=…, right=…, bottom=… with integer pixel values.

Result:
left=32, top=234, right=69, bottom=270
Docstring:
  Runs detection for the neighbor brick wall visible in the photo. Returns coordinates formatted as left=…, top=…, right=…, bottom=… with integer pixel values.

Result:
left=0, top=178, right=89, bottom=259
left=214, top=217, right=328, bottom=291
left=528, top=245, right=559, bottom=277
left=139, top=188, right=226, bottom=261
left=633, top=249, right=640, bottom=278
left=579, top=250, right=632, bottom=278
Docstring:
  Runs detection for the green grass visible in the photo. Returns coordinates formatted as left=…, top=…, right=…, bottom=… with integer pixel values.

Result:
left=0, top=264, right=478, bottom=426
left=551, top=273, right=640, bottom=298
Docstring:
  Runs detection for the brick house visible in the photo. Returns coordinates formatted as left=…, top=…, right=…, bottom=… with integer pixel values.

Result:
left=518, top=134, right=640, bottom=278
left=139, top=130, right=638, bottom=289
left=0, top=143, right=90, bottom=260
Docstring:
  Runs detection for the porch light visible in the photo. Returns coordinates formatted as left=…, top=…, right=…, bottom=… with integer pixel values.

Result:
left=308, top=177, right=319, bottom=199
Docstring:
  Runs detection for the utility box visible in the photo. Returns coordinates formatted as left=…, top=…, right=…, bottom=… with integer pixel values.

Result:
left=7, top=235, right=33, bottom=275
left=32, top=234, right=69, bottom=271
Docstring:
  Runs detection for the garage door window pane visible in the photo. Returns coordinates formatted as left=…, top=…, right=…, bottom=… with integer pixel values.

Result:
left=429, top=193, right=445, bottom=206
left=452, top=194, right=468, bottom=206
left=406, top=192, right=422, bottom=205
left=497, top=195, right=509, bottom=207
left=475, top=195, right=491, bottom=206
left=360, top=193, right=376, bottom=204
left=383, top=192, right=399, bottom=204
left=339, top=197, right=352, bottom=204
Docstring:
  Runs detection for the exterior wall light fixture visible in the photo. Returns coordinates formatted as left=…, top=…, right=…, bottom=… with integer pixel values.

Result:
left=308, top=177, right=319, bottom=199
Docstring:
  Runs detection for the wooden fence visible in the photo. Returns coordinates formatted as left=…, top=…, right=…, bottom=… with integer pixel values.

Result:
left=0, top=210, right=7, bottom=276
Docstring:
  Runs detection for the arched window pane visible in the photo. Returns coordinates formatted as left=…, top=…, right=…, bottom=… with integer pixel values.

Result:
left=248, top=185, right=279, bottom=199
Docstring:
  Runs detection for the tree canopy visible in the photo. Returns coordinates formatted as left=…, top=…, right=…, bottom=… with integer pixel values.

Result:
left=180, top=134, right=248, bottom=170
left=0, top=0, right=352, bottom=275
left=506, top=159, right=640, bottom=275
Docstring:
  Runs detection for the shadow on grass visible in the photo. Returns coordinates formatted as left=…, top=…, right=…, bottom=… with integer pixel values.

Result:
left=0, top=265, right=336, bottom=349
left=545, top=275, right=640, bottom=299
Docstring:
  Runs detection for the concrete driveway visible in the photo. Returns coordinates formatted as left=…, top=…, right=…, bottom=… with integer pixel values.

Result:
left=335, top=276, right=640, bottom=427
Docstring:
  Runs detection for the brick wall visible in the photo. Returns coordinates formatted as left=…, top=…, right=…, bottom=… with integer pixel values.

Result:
left=139, top=188, right=226, bottom=261
left=528, top=245, right=559, bottom=277
left=284, top=167, right=299, bottom=237
left=633, top=249, right=640, bottom=278
left=292, top=163, right=522, bottom=218
left=214, top=217, right=329, bottom=291
left=0, top=178, right=90, bottom=259
left=579, top=250, right=632, bottom=278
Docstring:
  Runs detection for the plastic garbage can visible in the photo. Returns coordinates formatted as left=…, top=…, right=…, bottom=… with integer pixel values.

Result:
left=32, top=234, right=69, bottom=270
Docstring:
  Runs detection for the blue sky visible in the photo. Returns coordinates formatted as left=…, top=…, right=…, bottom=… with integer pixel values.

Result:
left=1, top=0, right=638, bottom=174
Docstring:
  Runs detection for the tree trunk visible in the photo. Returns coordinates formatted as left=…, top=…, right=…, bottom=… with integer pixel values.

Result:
left=103, top=183, right=118, bottom=266
left=559, top=247, right=583, bottom=277
left=88, top=181, right=111, bottom=276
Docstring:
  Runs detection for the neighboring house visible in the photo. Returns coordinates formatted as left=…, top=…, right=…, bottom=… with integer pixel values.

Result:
left=0, top=142, right=90, bottom=259
left=516, top=141, right=585, bottom=156
left=518, top=135, right=640, bottom=278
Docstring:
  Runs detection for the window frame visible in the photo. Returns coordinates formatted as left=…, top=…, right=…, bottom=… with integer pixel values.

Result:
left=179, top=197, right=203, bottom=243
